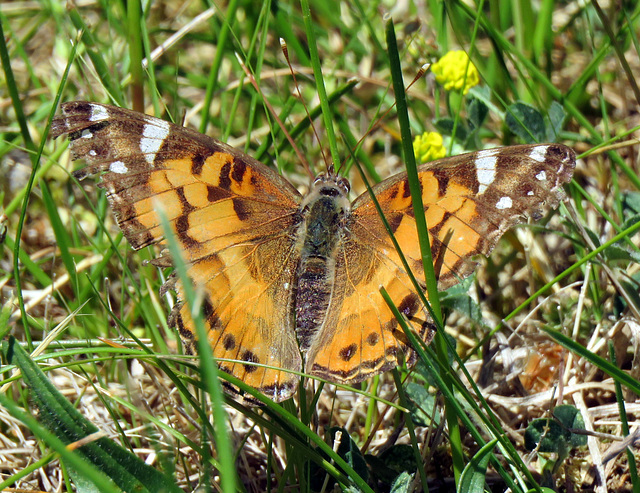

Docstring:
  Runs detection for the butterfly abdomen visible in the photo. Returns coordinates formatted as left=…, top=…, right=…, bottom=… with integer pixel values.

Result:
left=295, top=259, right=334, bottom=351
left=295, top=177, right=351, bottom=352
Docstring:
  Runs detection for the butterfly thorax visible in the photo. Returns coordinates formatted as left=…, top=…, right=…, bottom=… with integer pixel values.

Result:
left=295, top=173, right=351, bottom=352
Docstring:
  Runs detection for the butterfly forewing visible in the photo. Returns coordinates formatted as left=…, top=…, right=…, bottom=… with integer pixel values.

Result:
left=350, top=144, right=575, bottom=291
left=53, top=102, right=303, bottom=403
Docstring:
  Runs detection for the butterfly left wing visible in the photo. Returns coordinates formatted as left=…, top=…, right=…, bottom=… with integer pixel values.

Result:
left=306, top=144, right=575, bottom=384
left=52, top=102, right=304, bottom=403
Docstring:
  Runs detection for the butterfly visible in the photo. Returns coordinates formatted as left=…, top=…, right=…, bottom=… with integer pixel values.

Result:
left=52, top=101, right=576, bottom=404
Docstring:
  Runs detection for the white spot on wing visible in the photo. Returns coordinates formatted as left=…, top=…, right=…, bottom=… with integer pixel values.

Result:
left=109, top=161, right=128, bottom=174
left=89, top=150, right=97, bottom=156
left=81, top=129, right=92, bottom=139
left=529, top=145, right=549, bottom=163
left=496, top=196, right=513, bottom=209
left=535, top=170, right=547, bottom=181
left=527, top=190, right=534, bottom=196
left=89, top=104, right=109, bottom=122
left=475, top=149, right=498, bottom=194
left=140, top=119, right=170, bottom=164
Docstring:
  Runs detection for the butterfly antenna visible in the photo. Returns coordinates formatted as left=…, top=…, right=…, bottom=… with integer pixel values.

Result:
left=234, top=52, right=315, bottom=180
left=280, top=38, right=333, bottom=176
left=344, top=63, right=430, bottom=171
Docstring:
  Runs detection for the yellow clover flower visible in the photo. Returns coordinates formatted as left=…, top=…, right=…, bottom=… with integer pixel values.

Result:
left=413, top=132, right=446, bottom=163
left=431, top=50, right=479, bottom=95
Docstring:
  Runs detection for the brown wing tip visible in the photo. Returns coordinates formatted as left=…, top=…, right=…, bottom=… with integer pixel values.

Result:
left=52, top=101, right=103, bottom=138
left=547, top=143, right=577, bottom=186
left=536, top=143, right=577, bottom=209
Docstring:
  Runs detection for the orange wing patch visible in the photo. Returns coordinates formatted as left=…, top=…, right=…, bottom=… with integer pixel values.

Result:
left=351, top=145, right=574, bottom=292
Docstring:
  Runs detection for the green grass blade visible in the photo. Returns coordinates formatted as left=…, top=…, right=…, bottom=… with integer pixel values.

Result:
left=542, top=327, right=640, bottom=397
left=157, top=208, right=237, bottom=491
left=300, top=0, right=341, bottom=169
left=4, top=337, right=182, bottom=492
left=385, top=20, right=441, bottom=326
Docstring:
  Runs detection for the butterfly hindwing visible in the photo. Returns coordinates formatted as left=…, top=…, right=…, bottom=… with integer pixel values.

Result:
left=304, top=227, right=432, bottom=384
left=53, top=102, right=303, bottom=402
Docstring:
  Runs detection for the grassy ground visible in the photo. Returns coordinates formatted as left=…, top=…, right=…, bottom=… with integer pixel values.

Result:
left=1, top=1, right=640, bottom=491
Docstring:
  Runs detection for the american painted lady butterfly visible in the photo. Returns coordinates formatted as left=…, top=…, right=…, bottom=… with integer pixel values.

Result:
left=53, top=102, right=575, bottom=403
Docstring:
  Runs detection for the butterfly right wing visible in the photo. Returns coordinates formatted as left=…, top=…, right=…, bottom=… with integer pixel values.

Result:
left=52, top=102, right=303, bottom=403
left=305, top=144, right=575, bottom=385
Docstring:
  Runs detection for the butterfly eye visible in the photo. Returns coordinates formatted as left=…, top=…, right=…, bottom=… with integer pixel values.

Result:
left=313, top=174, right=327, bottom=187
left=336, top=176, right=350, bottom=195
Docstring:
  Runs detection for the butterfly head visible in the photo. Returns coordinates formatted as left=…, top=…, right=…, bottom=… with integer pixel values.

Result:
left=298, top=172, right=352, bottom=230
left=313, top=172, right=350, bottom=194
left=302, top=172, right=351, bottom=206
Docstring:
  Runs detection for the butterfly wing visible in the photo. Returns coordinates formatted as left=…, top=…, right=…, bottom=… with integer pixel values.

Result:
left=52, top=102, right=303, bottom=403
left=306, top=144, right=575, bottom=384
